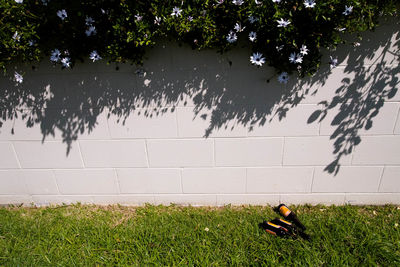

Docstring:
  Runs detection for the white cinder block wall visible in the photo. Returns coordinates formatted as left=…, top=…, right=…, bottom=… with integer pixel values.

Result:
left=1, top=20, right=400, bottom=206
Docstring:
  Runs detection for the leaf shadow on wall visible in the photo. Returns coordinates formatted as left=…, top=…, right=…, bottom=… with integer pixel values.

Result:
left=0, top=19, right=399, bottom=175
left=306, top=20, right=400, bottom=174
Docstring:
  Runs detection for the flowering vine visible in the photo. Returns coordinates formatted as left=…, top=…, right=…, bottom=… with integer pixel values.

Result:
left=1, top=0, right=398, bottom=85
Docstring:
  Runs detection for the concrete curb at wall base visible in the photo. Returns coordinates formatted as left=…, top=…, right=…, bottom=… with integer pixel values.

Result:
left=1, top=194, right=400, bottom=207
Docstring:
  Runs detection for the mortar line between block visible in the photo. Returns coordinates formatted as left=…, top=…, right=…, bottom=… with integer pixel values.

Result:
left=318, top=118, right=322, bottom=135
left=6, top=133, right=400, bottom=142
left=350, top=145, right=355, bottom=165
left=310, top=167, right=316, bottom=193
left=52, top=170, right=61, bottom=195
left=144, top=139, right=150, bottom=167
left=245, top=168, right=248, bottom=194
left=10, top=142, right=22, bottom=169
left=213, top=139, right=216, bottom=167
left=280, top=137, right=285, bottom=166
left=104, top=108, right=113, bottom=139
left=2, top=164, right=385, bottom=171
left=180, top=168, right=184, bottom=194
left=175, top=107, right=180, bottom=137
left=76, top=141, right=86, bottom=168
left=377, top=166, right=386, bottom=192
left=114, top=168, right=121, bottom=194
left=393, top=104, right=400, bottom=134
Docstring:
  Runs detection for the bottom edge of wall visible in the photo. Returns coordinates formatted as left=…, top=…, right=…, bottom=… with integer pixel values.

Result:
left=1, top=193, right=400, bottom=207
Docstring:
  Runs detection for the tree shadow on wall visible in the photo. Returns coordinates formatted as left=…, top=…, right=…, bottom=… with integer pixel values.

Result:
left=306, top=20, right=400, bottom=174
left=0, top=18, right=399, bottom=175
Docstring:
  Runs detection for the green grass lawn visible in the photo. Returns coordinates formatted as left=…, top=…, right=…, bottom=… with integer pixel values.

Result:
left=1, top=204, right=400, bottom=266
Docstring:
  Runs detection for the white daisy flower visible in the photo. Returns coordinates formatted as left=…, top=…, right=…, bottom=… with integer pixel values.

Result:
left=61, top=57, right=71, bottom=68
left=295, top=54, right=303, bottom=64
left=57, top=9, right=68, bottom=20
left=171, top=7, right=182, bottom=17
left=255, top=0, right=263, bottom=5
left=304, top=0, right=316, bottom=8
left=188, top=16, right=193, bottom=22
left=289, top=52, right=297, bottom=63
left=278, top=72, right=289, bottom=84
left=277, top=18, right=291, bottom=28
left=85, top=25, right=97, bottom=36
left=85, top=16, right=94, bottom=26
left=216, top=0, right=225, bottom=5
left=250, top=52, right=265, bottom=66
left=249, top=31, right=257, bottom=42
left=329, top=56, right=338, bottom=69
left=135, top=14, right=143, bottom=21
left=300, top=45, right=308, bottom=55
left=15, top=0, right=23, bottom=3
left=248, top=15, right=258, bottom=24
left=12, top=31, right=21, bottom=42
left=343, top=5, right=353, bottom=16
left=14, top=72, right=23, bottom=83
left=89, top=50, right=102, bottom=62
left=50, top=49, right=61, bottom=62
left=234, top=22, right=245, bottom=32
left=272, top=0, right=281, bottom=3
left=154, top=16, right=162, bottom=25
left=232, top=0, right=244, bottom=5
left=226, top=31, right=237, bottom=43
left=276, top=45, right=284, bottom=51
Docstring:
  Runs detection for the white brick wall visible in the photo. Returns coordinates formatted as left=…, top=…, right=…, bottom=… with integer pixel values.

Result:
left=182, top=168, right=246, bottom=194
left=0, top=21, right=399, bottom=206
left=352, top=136, right=400, bottom=165
left=22, top=170, right=59, bottom=195
left=0, top=142, right=20, bottom=169
left=319, top=103, right=400, bottom=136
left=117, top=168, right=181, bottom=194
left=0, top=119, right=44, bottom=141
left=248, top=105, right=320, bottom=137
left=312, top=166, right=382, bottom=193
left=108, top=111, right=178, bottom=139
left=394, top=111, right=400, bottom=134
left=13, top=141, right=83, bottom=168
left=54, top=169, right=119, bottom=194
left=247, top=167, right=313, bottom=193
left=176, top=107, right=248, bottom=137
left=283, top=136, right=352, bottom=166
left=379, top=167, right=400, bottom=193
left=147, top=139, right=214, bottom=167
left=215, top=138, right=283, bottom=166
left=79, top=140, right=148, bottom=167
left=0, top=170, right=27, bottom=194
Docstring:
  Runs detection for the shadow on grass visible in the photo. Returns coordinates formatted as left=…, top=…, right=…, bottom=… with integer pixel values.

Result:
left=0, top=18, right=399, bottom=174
